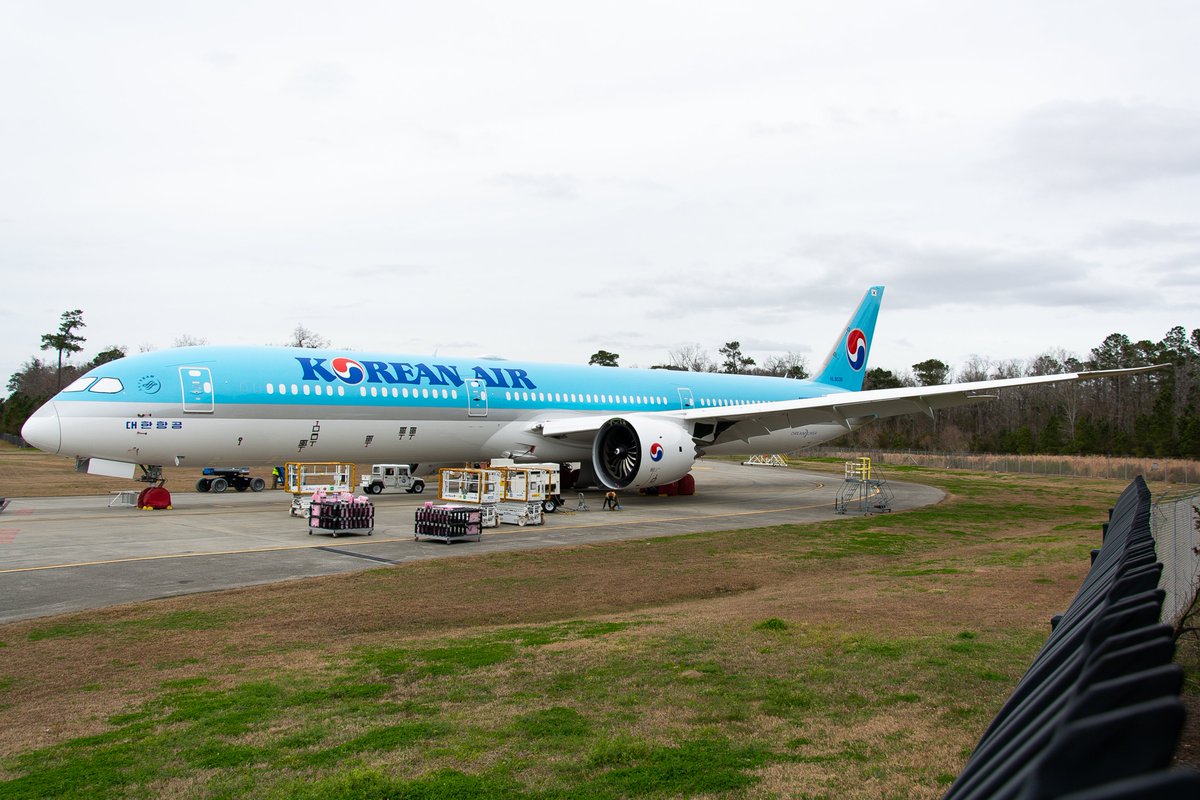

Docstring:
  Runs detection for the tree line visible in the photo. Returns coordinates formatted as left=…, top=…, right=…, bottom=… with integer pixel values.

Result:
left=590, top=341, right=809, bottom=378
left=841, top=328, right=1200, bottom=458
left=5, top=312, right=1198, bottom=459
left=591, top=327, right=1200, bottom=459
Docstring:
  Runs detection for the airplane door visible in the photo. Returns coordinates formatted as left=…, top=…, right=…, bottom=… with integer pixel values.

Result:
left=180, top=367, right=215, bottom=413
left=678, top=387, right=695, bottom=409
left=467, top=379, right=488, bottom=417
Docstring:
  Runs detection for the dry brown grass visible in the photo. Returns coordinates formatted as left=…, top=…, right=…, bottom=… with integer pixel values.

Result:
left=0, top=441, right=380, bottom=497
left=0, top=441, right=235, bottom=496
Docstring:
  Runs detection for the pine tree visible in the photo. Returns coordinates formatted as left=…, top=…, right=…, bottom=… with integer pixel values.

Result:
left=39, top=309, right=86, bottom=390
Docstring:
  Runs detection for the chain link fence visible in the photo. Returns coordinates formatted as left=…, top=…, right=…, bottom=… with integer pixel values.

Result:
left=1151, top=489, right=1200, bottom=630
left=805, top=447, right=1199, bottom=484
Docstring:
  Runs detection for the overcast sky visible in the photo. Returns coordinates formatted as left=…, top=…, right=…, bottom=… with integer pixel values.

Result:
left=3, top=1, right=1198, bottom=392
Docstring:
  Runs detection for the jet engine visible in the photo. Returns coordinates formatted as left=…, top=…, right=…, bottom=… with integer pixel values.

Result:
left=591, top=416, right=697, bottom=490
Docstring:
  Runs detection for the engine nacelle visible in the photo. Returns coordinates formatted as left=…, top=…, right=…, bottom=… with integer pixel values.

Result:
left=591, top=416, right=697, bottom=490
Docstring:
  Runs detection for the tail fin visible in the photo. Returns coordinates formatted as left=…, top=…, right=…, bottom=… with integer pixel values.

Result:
left=812, top=286, right=884, bottom=391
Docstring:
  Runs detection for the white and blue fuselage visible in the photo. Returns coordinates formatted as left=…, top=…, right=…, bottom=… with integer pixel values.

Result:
left=23, top=345, right=857, bottom=471
left=25, top=285, right=1142, bottom=490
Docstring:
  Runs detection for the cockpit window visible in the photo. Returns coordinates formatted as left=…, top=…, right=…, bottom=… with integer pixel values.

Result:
left=63, top=377, right=97, bottom=392
left=89, top=377, right=125, bottom=394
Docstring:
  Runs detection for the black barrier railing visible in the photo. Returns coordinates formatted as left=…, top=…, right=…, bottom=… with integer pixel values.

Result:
left=943, top=476, right=1199, bottom=800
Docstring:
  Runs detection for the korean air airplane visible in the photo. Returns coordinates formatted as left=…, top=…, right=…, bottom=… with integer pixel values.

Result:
left=19, top=286, right=1157, bottom=491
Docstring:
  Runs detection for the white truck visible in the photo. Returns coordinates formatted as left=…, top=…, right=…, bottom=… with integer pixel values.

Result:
left=361, top=464, right=426, bottom=495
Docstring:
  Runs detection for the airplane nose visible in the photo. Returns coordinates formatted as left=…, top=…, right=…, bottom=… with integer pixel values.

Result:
left=21, top=401, right=61, bottom=455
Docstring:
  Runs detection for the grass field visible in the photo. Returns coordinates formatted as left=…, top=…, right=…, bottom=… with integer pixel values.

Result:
left=0, top=448, right=1196, bottom=798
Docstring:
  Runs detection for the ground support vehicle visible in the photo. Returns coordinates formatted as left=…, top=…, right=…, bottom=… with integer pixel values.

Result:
left=495, top=501, right=543, bottom=527
left=308, top=490, right=374, bottom=537
left=414, top=504, right=482, bottom=543
left=195, top=467, right=266, bottom=493
left=490, top=459, right=563, bottom=512
left=437, top=468, right=500, bottom=527
left=438, top=467, right=545, bottom=526
left=438, top=467, right=502, bottom=505
left=285, top=462, right=357, bottom=517
left=361, top=464, right=426, bottom=495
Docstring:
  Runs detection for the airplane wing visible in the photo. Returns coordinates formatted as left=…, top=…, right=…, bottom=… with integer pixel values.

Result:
left=534, top=365, right=1166, bottom=445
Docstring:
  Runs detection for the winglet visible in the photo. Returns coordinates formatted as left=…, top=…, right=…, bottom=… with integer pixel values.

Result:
left=812, top=286, right=884, bottom=391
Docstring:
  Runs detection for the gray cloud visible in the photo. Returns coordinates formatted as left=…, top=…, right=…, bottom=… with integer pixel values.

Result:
left=415, top=128, right=463, bottom=152
left=658, top=234, right=1149, bottom=319
left=284, top=62, right=352, bottom=99
left=205, top=50, right=237, bottom=69
left=1151, top=258, right=1200, bottom=288
left=1008, top=101, right=1200, bottom=191
left=748, top=120, right=814, bottom=138
left=491, top=173, right=580, bottom=200
left=345, top=263, right=428, bottom=280
left=1085, top=220, right=1200, bottom=249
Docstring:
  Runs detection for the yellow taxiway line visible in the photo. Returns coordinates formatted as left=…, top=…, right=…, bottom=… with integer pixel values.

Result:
left=0, top=537, right=415, bottom=574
